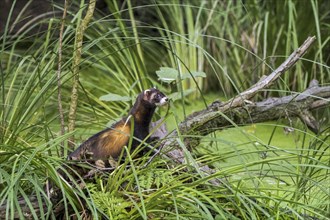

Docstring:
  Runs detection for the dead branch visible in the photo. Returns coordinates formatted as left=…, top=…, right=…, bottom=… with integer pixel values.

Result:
left=160, top=36, right=327, bottom=176
left=221, top=36, right=316, bottom=109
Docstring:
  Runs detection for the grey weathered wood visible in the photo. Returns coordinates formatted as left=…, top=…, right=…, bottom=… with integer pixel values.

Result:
left=158, top=36, right=328, bottom=179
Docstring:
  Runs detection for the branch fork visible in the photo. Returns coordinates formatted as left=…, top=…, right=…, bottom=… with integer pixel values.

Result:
left=149, top=36, right=330, bottom=184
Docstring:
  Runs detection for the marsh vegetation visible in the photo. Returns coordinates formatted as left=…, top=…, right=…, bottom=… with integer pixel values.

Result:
left=0, top=0, right=329, bottom=219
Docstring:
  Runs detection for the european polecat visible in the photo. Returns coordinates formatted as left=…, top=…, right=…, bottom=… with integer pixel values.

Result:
left=68, top=88, right=168, bottom=162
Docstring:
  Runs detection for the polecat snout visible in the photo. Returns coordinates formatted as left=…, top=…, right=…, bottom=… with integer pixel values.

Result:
left=68, top=88, right=168, bottom=161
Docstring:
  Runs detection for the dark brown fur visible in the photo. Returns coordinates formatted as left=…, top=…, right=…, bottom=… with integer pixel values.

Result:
left=68, top=88, right=168, bottom=161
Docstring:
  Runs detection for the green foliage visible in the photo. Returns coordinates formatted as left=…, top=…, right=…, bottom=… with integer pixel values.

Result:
left=99, top=93, right=132, bottom=102
left=0, top=134, right=97, bottom=219
left=137, top=168, right=174, bottom=190
left=156, top=67, right=207, bottom=84
left=0, top=0, right=329, bottom=219
left=156, top=67, right=179, bottom=84
left=168, top=88, right=196, bottom=102
left=88, top=184, right=131, bottom=219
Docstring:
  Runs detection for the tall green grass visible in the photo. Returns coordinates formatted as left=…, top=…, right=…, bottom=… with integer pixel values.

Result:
left=187, top=0, right=329, bottom=95
left=84, top=125, right=329, bottom=219
left=0, top=0, right=329, bottom=219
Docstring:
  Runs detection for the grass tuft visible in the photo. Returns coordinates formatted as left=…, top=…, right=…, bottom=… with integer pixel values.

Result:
left=0, top=0, right=329, bottom=219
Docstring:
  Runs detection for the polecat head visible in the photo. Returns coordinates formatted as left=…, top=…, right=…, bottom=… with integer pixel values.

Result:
left=143, top=88, right=168, bottom=106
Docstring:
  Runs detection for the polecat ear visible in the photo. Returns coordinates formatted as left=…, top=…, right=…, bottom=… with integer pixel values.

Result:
left=144, top=89, right=151, bottom=96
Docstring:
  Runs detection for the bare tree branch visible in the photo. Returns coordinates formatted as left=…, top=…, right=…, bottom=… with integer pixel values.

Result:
left=160, top=36, right=323, bottom=172
left=222, top=36, right=316, bottom=109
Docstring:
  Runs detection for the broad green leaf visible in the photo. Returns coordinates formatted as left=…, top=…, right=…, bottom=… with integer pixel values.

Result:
left=156, top=67, right=206, bottom=83
left=168, top=88, right=196, bottom=101
left=181, top=71, right=207, bottom=80
left=99, top=93, right=131, bottom=102
left=156, top=67, right=178, bottom=83
left=106, top=118, right=121, bottom=128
